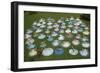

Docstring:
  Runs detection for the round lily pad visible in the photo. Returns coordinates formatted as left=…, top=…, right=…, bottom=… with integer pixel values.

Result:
left=82, top=42, right=90, bottom=48
left=27, top=44, right=36, bottom=49
left=72, top=39, right=80, bottom=46
left=42, top=48, right=54, bottom=56
left=52, top=40, right=60, bottom=46
left=29, top=49, right=37, bottom=56
left=62, top=41, right=71, bottom=48
left=80, top=49, right=89, bottom=56
left=54, top=48, right=64, bottom=55
left=69, top=49, right=78, bottom=55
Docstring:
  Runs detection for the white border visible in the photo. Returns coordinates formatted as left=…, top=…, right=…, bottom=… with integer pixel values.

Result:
left=18, top=5, right=96, bottom=68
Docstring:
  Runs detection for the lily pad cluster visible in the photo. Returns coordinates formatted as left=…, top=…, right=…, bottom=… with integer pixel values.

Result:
left=25, top=17, right=90, bottom=58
